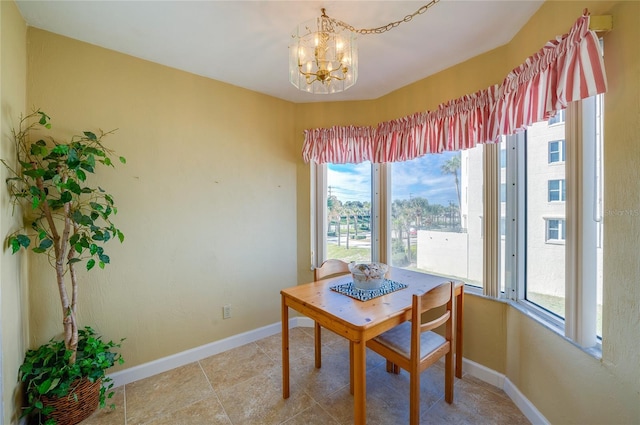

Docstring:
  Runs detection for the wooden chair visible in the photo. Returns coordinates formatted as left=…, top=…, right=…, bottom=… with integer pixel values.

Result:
left=366, top=281, right=454, bottom=425
left=313, top=259, right=350, bottom=368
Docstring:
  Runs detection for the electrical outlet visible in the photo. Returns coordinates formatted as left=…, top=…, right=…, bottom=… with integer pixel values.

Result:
left=223, top=304, right=231, bottom=319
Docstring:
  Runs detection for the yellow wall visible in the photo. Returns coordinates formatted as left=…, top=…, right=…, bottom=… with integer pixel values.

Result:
left=0, top=0, right=638, bottom=423
left=24, top=28, right=298, bottom=368
left=0, top=1, right=28, bottom=423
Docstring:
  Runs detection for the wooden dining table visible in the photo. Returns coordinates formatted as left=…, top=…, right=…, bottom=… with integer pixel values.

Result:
left=281, top=266, right=464, bottom=425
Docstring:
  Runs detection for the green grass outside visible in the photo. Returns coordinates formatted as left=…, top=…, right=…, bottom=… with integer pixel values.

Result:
left=526, top=293, right=603, bottom=337
left=327, top=244, right=371, bottom=263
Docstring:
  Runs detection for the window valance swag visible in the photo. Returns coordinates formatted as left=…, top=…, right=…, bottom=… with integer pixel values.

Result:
left=302, top=12, right=607, bottom=164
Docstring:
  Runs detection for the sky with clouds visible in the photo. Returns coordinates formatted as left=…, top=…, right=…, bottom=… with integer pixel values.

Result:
left=327, top=151, right=460, bottom=206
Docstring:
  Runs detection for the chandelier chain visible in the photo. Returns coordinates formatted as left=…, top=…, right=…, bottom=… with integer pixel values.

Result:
left=326, top=0, right=440, bottom=35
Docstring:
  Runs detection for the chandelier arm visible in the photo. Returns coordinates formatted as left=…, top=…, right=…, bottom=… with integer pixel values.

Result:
left=326, top=0, right=440, bottom=35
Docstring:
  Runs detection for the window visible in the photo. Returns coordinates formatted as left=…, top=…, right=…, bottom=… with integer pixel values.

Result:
left=548, top=179, right=566, bottom=202
left=326, top=163, right=372, bottom=263
left=389, top=147, right=484, bottom=287
left=501, top=94, right=604, bottom=349
left=548, top=109, right=565, bottom=125
left=546, top=218, right=566, bottom=242
left=549, top=140, right=566, bottom=163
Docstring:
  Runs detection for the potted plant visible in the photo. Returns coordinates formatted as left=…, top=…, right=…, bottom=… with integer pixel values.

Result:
left=1, top=110, right=126, bottom=425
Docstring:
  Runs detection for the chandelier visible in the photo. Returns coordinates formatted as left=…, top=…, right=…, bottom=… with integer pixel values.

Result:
left=289, top=2, right=441, bottom=95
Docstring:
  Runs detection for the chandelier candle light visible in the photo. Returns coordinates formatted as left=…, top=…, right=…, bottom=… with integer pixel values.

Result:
left=289, top=1, right=441, bottom=94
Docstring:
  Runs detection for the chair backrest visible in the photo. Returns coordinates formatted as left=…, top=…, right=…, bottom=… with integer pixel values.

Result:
left=412, top=281, right=453, bottom=344
left=315, top=259, right=350, bottom=281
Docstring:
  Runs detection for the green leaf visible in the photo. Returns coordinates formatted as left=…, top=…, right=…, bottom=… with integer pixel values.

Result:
left=86, top=259, right=96, bottom=271
left=31, top=196, right=40, bottom=210
left=16, top=234, right=31, bottom=249
left=76, top=168, right=87, bottom=182
left=102, top=157, right=112, bottom=166
left=38, top=239, right=53, bottom=250
left=19, top=160, right=33, bottom=169
left=37, top=379, right=52, bottom=395
left=105, top=194, right=114, bottom=205
left=99, top=261, right=105, bottom=269
left=69, top=233, right=80, bottom=246
left=52, top=145, right=68, bottom=155
left=68, top=258, right=82, bottom=264
left=48, top=378, right=60, bottom=392
left=80, top=162, right=95, bottom=173
left=83, top=131, right=97, bottom=141
left=99, top=254, right=110, bottom=264
left=86, top=154, right=96, bottom=168
left=9, top=237, right=21, bottom=254
left=72, top=210, right=83, bottom=224
left=89, top=244, right=98, bottom=256
left=38, top=230, right=47, bottom=240
left=35, top=400, right=44, bottom=409
left=60, top=191, right=72, bottom=203
left=119, top=156, right=127, bottom=164
left=67, top=179, right=82, bottom=195
left=32, top=247, right=46, bottom=253
left=117, top=230, right=125, bottom=243
left=67, top=148, right=80, bottom=168
left=38, top=111, right=50, bottom=126
left=23, top=169, right=45, bottom=178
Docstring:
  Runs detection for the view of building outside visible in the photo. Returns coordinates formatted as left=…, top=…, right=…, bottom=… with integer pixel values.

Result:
left=524, top=119, right=567, bottom=317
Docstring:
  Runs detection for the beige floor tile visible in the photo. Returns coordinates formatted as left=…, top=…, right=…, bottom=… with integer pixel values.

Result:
left=255, top=327, right=317, bottom=362
left=217, top=371, right=315, bottom=425
left=199, top=341, right=277, bottom=392
left=143, top=396, right=231, bottom=425
left=124, top=362, right=214, bottom=425
left=280, top=402, right=341, bottom=425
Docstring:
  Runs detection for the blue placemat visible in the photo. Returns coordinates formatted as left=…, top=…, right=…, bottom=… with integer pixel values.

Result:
left=330, top=279, right=408, bottom=302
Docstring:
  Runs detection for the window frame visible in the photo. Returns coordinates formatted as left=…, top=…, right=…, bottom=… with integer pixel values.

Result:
left=312, top=98, right=603, bottom=353
left=548, top=179, right=566, bottom=202
left=548, top=139, right=566, bottom=164
left=545, top=218, right=566, bottom=243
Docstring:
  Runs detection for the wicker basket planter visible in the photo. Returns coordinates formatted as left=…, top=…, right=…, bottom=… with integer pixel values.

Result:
left=41, top=378, right=101, bottom=425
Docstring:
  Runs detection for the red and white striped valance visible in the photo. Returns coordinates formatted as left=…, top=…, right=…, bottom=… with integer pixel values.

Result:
left=302, top=12, right=607, bottom=164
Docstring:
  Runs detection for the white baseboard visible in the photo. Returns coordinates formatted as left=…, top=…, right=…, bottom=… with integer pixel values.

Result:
left=462, top=358, right=549, bottom=425
left=503, top=377, right=551, bottom=425
left=462, top=357, right=506, bottom=389
left=109, top=319, right=548, bottom=425
left=109, top=317, right=306, bottom=388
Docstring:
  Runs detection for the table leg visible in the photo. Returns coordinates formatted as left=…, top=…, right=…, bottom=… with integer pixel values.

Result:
left=349, top=341, right=354, bottom=395
left=314, top=322, right=322, bottom=368
left=281, top=294, right=290, bottom=399
left=352, top=339, right=366, bottom=425
left=455, top=286, right=464, bottom=379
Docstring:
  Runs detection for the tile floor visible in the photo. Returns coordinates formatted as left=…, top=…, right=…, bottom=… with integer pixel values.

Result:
left=82, top=327, right=530, bottom=425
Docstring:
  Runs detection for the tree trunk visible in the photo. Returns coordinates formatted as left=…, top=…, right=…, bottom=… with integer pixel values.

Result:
left=346, top=214, right=350, bottom=249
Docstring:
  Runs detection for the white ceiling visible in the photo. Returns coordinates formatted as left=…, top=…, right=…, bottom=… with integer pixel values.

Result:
left=15, top=0, right=543, bottom=104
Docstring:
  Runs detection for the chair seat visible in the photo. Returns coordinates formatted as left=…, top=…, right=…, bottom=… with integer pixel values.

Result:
left=373, top=322, right=446, bottom=359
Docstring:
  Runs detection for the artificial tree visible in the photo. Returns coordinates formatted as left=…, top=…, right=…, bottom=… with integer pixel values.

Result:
left=2, top=109, right=126, bottom=422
